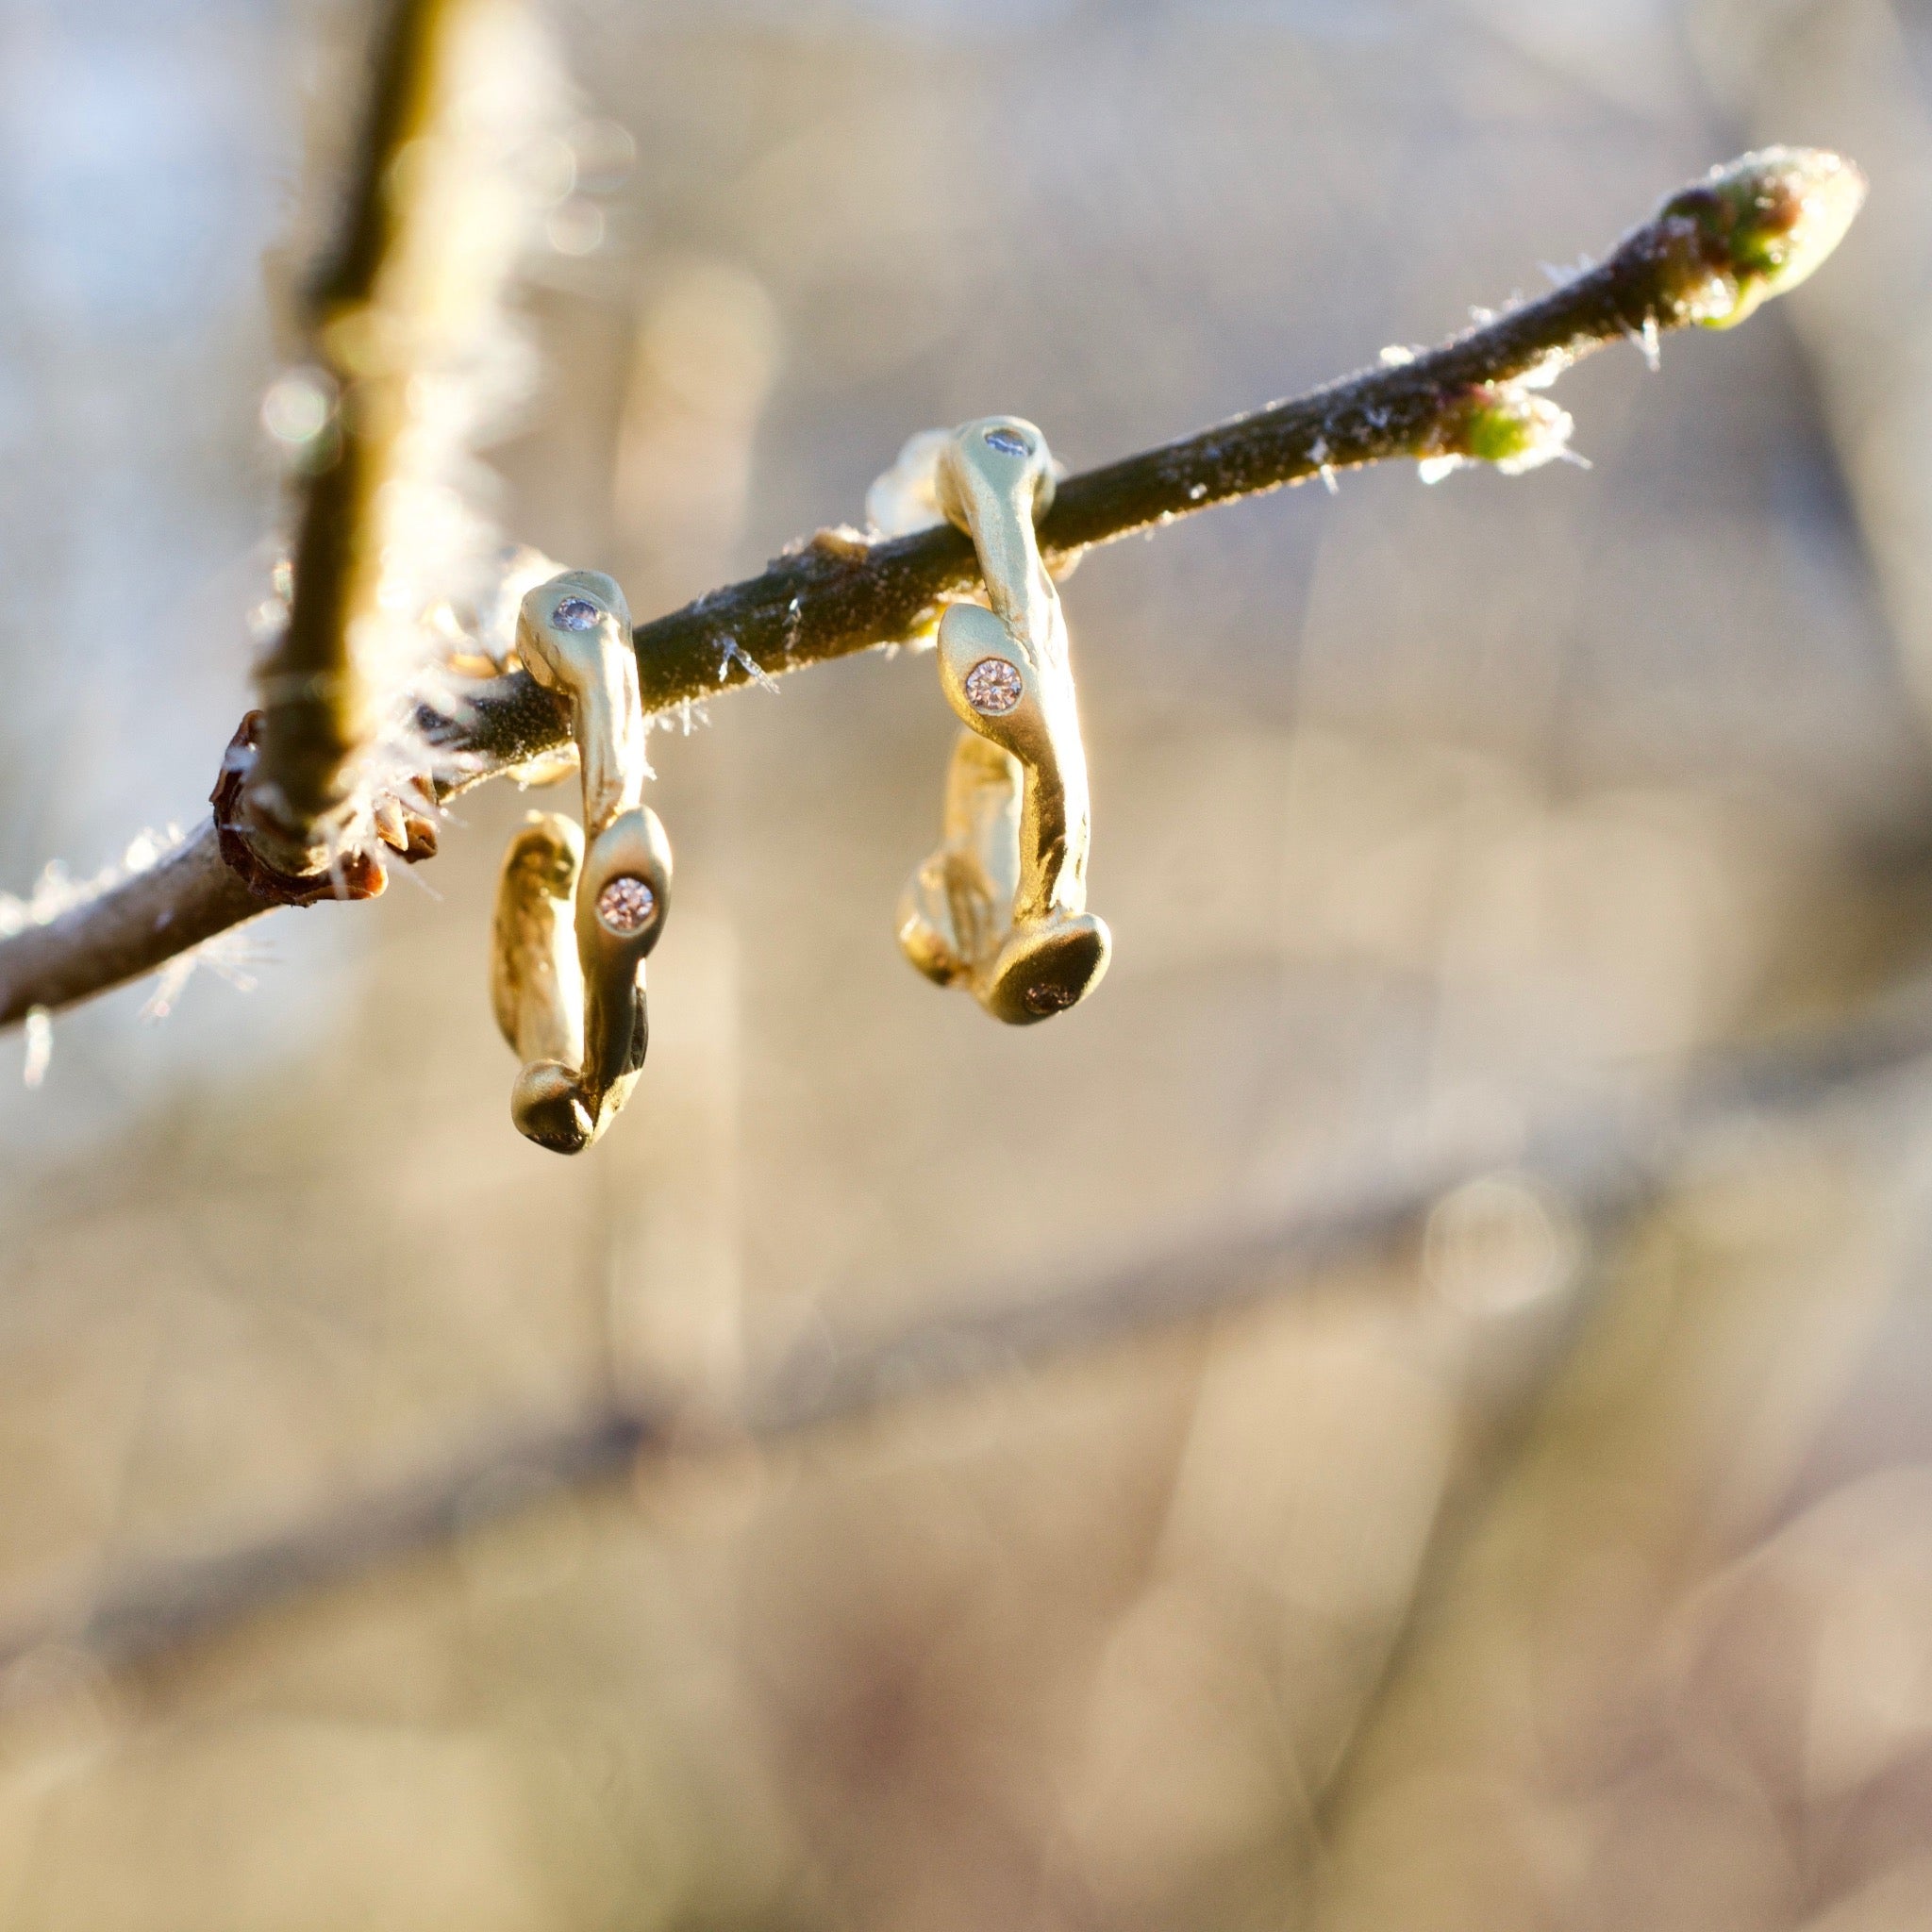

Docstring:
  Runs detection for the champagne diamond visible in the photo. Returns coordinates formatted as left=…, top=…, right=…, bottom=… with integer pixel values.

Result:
left=963, top=658, right=1023, bottom=715
left=596, top=875, right=657, bottom=935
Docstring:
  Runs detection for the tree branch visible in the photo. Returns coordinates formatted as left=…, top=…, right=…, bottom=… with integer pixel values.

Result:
left=0, top=147, right=1864, bottom=1030
left=0, top=826, right=255, bottom=1028
left=244, top=0, right=478, bottom=874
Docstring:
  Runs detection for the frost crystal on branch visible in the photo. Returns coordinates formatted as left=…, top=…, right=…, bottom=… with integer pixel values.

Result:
left=242, top=0, right=569, bottom=885
left=0, top=830, right=188, bottom=940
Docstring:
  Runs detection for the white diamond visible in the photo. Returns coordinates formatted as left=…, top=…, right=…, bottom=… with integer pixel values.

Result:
left=596, top=875, right=656, bottom=935
left=554, top=596, right=601, bottom=631
left=963, top=658, right=1024, bottom=715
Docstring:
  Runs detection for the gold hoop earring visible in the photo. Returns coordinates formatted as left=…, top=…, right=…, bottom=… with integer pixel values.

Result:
left=491, top=572, right=671, bottom=1153
left=896, top=418, right=1110, bottom=1024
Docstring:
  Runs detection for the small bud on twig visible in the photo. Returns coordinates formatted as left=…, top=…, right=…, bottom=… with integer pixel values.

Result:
left=1418, top=382, right=1577, bottom=484
left=1648, top=147, right=1867, bottom=332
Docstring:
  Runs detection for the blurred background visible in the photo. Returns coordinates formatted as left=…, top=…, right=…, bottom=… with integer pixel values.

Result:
left=5, top=0, right=1932, bottom=1925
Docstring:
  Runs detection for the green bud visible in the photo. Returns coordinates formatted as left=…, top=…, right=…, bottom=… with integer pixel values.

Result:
left=1655, top=146, right=1866, bottom=330
left=1421, top=383, right=1575, bottom=483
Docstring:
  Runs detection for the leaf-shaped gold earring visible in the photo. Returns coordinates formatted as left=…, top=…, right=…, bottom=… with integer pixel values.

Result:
left=491, top=571, right=671, bottom=1154
left=897, top=418, right=1110, bottom=1024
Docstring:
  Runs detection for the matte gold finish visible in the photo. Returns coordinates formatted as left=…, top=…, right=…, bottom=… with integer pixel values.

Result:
left=897, top=419, right=1110, bottom=1024
left=491, top=572, right=671, bottom=1153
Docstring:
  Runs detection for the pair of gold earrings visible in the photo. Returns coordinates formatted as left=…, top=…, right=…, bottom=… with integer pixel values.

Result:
left=491, top=417, right=1108, bottom=1154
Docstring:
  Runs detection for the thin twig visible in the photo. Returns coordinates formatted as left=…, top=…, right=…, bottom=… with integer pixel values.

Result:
left=4, top=971, right=1926, bottom=1690
left=0, top=146, right=1864, bottom=1028
left=244, top=0, right=477, bottom=873
left=0, top=827, right=256, bottom=1027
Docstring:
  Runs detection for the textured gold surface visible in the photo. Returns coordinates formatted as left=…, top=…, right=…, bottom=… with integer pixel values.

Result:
left=515, top=571, right=649, bottom=833
left=897, top=418, right=1110, bottom=1023
left=491, top=572, right=671, bottom=1153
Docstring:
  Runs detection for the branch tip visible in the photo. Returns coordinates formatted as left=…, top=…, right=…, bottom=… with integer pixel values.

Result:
left=1648, top=145, right=1866, bottom=331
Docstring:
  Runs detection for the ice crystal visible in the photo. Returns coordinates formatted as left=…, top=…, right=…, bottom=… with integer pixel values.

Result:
left=718, top=634, right=781, bottom=693
left=251, top=3, right=571, bottom=878
left=0, top=826, right=187, bottom=940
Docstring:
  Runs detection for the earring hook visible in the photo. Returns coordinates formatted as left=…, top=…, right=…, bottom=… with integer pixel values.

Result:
left=491, top=571, right=672, bottom=1153
left=897, top=418, right=1110, bottom=1024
